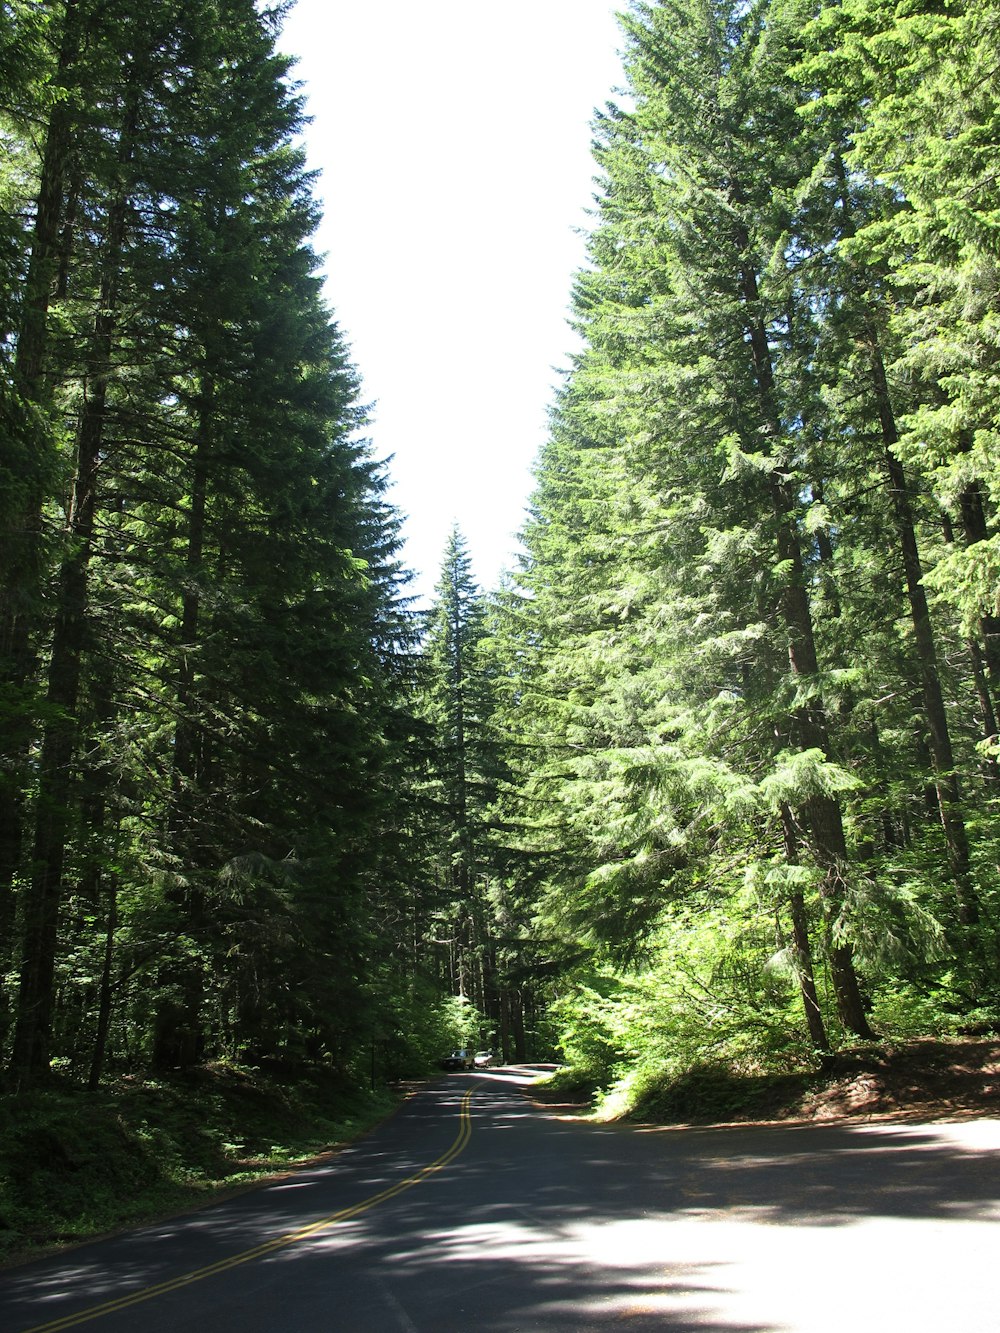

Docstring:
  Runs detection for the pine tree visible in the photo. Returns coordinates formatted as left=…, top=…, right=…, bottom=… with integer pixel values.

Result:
left=516, top=0, right=875, bottom=1036
left=10, top=0, right=188, bottom=1083
left=420, top=528, right=508, bottom=1034
left=4, top=0, right=413, bottom=1084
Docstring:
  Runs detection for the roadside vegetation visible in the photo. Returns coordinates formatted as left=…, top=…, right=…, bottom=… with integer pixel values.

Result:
left=0, top=1063, right=401, bottom=1266
left=533, top=1035, right=1000, bottom=1128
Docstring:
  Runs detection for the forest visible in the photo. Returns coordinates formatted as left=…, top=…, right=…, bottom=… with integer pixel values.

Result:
left=1, top=0, right=998, bottom=1195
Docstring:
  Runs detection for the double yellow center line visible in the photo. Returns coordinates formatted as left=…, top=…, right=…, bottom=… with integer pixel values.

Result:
left=27, top=1085, right=478, bottom=1333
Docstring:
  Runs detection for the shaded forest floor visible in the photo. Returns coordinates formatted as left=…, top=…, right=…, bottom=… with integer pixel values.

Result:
left=0, top=1062, right=402, bottom=1267
left=532, top=1036, right=1000, bottom=1127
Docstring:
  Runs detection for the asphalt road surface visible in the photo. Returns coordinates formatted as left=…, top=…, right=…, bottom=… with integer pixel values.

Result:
left=2, top=1067, right=999, bottom=1332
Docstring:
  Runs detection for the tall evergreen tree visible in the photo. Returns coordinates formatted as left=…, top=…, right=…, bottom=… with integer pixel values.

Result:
left=514, top=0, right=875, bottom=1037
left=3, top=0, right=413, bottom=1085
left=420, top=528, right=507, bottom=1028
left=505, top=0, right=999, bottom=1087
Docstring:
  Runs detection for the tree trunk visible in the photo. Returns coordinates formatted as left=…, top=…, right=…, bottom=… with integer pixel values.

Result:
left=499, top=994, right=512, bottom=1064
left=87, top=874, right=118, bottom=1090
left=171, top=386, right=211, bottom=809
left=152, top=381, right=214, bottom=1071
left=12, top=356, right=109, bottom=1083
left=957, top=476, right=1000, bottom=703
left=780, top=803, right=829, bottom=1051
left=510, top=989, right=527, bottom=1063
left=864, top=327, right=981, bottom=928
left=828, top=149, right=981, bottom=929
left=733, top=203, right=874, bottom=1038
left=0, top=0, right=83, bottom=984
left=11, top=73, right=136, bottom=1087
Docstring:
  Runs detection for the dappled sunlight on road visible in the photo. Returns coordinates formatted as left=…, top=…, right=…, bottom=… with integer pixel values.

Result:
left=3, top=1075, right=997, bottom=1333
left=263, top=1091, right=999, bottom=1332
left=289, top=1196, right=998, bottom=1331
left=298, top=1213, right=762, bottom=1332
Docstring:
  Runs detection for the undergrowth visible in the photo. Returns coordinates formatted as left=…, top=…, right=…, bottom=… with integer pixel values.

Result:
left=0, top=1063, right=402, bottom=1264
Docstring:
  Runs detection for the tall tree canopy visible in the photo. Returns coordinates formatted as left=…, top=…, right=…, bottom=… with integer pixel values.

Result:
left=2, top=0, right=998, bottom=1112
left=497, top=0, right=999, bottom=1100
left=0, top=0, right=414, bottom=1088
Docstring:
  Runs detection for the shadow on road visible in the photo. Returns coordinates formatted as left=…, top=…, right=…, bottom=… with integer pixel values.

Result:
left=3, top=1069, right=997, bottom=1332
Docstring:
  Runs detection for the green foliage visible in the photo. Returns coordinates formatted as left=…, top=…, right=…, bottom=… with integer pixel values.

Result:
left=615, top=1061, right=817, bottom=1125
left=0, top=0, right=418, bottom=1090
left=865, top=981, right=1000, bottom=1040
left=410, top=529, right=546, bottom=1063
left=543, top=898, right=815, bottom=1115
left=436, top=994, right=488, bottom=1049
left=0, top=1065, right=401, bottom=1261
left=490, top=0, right=1000, bottom=1111
left=2, top=0, right=998, bottom=1153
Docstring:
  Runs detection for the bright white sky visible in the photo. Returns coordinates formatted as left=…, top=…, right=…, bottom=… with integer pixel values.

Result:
left=278, top=0, right=626, bottom=603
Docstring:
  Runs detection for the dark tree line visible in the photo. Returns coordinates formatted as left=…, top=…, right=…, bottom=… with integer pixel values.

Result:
left=0, top=0, right=419, bottom=1090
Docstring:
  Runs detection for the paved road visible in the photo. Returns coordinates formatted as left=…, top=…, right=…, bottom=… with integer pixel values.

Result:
left=2, top=1067, right=998, bottom=1332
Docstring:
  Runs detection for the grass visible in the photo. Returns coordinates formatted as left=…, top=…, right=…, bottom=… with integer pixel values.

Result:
left=0, top=1062, right=405, bottom=1265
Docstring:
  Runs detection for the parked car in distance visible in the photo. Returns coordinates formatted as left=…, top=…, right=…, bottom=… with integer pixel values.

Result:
left=474, top=1050, right=495, bottom=1068
left=441, top=1048, right=475, bottom=1071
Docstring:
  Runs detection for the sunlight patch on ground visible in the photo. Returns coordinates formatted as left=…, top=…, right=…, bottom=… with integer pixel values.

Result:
left=328, top=1209, right=1000, bottom=1332
left=853, top=1118, right=1000, bottom=1151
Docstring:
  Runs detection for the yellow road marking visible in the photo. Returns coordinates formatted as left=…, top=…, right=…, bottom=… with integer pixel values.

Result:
left=26, top=1085, right=478, bottom=1333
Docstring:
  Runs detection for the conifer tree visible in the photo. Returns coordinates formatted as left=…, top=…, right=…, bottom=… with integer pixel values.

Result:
left=794, top=0, right=992, bottom=941
left=3, top=0, right=412, bottom=1084
left=507, top=0, right=999, bottom=1085
left=420, top=528, right=506, bottom=1026
left=514, top=0, right=875, bottom=1037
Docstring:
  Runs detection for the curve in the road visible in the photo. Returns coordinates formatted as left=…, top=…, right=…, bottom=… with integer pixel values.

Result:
left=24, top=1083, right=479, bottom=1333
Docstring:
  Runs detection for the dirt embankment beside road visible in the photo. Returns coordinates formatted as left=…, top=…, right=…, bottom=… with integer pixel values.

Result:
left=663, top=1037, right=1000, bottom=1126
left=789, top=1036, right=1000, bottom=1123
left=533, top=1037, right=1000, bottom=1126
